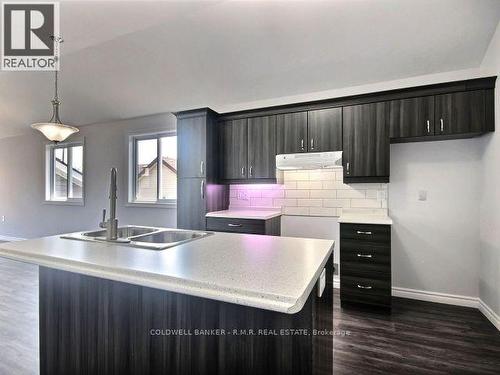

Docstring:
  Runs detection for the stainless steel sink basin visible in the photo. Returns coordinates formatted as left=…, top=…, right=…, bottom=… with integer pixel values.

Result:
left=131, top=230, right=211, bottom=250
left=83, top=226, right=156, bottom=239
left=61, top=226, right=211, bottom=250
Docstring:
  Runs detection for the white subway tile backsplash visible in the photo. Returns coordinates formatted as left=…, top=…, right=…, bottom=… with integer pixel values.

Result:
left=296, top=180, right=322, bottom=189
left=285, top=190, right=310, bottom=198
left=250, top=197, right=273, bottom=206
left=297, top=199, right=322, bottom=207
left=248, top=189, right=262, bottom=198
left=309, top=207, right=338, bottom=217
left=273, top=198, right=297, bottom=207
left=323, top=199, right=351, bottom=208
left=310, top=189, right=336, bottom=199
left=283, top=181, right=297, bottom=189
left=322, top=181, right=349, bottom=190
left=228, top=168, right=388, bottom=218
left=336, top=189, right=366, bottom=199
left=284, top=207, right=309, bottom=215
left=261, top=189, right=285, bottom=198
left=350, top=199, right=381, bottom=208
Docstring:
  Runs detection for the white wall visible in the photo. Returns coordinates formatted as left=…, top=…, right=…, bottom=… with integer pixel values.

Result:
left=0, top=113, right=177, bottom=239
left=389, top=140, right=482, bottom=298
left=479, top=22, right=500, bottom=318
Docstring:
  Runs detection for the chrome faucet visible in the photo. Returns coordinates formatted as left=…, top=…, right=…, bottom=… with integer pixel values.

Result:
left=99, top=168, right=118, bottom=240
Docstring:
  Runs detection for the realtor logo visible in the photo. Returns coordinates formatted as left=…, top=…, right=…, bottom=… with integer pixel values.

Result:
left=1, top=1, right=60, bottom=70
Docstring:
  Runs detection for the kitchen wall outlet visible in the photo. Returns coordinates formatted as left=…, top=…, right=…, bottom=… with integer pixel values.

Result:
left=418, top=190, right=427, bottom=201
left=237, top=191, right=249, bottom=201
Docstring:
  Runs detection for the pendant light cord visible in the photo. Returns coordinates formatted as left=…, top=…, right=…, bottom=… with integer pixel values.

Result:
left=51, top=35, right=63, bottom=102
left=54, top=69, right=58, bottom=101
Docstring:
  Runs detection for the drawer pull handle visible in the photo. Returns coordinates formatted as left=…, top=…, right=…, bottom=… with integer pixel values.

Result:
left=357, top=253, right=373, bottom=258
left=356, top=230, right=372, bottom=235
left=357, top=284, right=372, bottom=290
left=227, top=223, right=243, bottom=227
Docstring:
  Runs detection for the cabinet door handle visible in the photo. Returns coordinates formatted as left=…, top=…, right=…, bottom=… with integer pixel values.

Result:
left=227, top=223, right=242, bottom=227
left=357, top=253, right=373, bottom=258
left=241, top=166, right=245, bottom=176
left=310, top=138, right=315, bottom=150
left=300, top=139, right=305, bottom=151
left=356, top=230, right=372, bottom=235
left=200, top=161, right=204, bottom=175
left=357, top=284, right=373, bottom=290
left=440, top=118, right=444, bottom=133
left=346, top=162, right=350, bottom=175
left=200, top=180, right=205, bottom=199
left=426, top=120, right=430, bottom=134
left=249, top=165, right=253, bottom=177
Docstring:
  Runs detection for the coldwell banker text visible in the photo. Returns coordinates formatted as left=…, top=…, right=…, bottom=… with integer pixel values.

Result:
left=1, top=2, right=60, bottom=71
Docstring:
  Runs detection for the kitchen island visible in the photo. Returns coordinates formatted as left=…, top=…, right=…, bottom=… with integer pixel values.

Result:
left=0, top=229, right=334, bottom=375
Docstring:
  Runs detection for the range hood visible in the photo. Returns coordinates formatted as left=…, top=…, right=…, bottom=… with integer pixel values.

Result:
left=276, top=151, right=342, bottom=170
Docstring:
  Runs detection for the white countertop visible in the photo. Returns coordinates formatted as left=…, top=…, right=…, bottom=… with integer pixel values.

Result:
left=0, top=230, right=333, bottom=314
left=338, top=209, right=393, bottom=225
left=206, top=208, right=282, bottom=220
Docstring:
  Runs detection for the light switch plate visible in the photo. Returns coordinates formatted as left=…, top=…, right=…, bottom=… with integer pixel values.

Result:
left=418, top=190, right=427, bottom=201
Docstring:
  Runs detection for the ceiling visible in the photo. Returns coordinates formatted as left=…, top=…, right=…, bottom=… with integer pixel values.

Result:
left=1, top=0, right=499, bottom=138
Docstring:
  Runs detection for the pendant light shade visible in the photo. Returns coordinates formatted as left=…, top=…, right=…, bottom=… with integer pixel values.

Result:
left=31, top=122, right=78, bottom=142
left=31, top=36, right=78, bottom=142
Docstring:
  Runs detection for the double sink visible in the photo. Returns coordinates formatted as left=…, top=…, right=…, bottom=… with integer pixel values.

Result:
left=62, top=225, right=211, bottom=250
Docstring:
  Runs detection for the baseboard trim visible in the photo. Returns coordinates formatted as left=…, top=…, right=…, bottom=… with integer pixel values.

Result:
left=0, top=235, right=26, bottom=242
left=479, top=299, right=500, bottom=331
left=391, top=286, right=479, bottom=308
left=334, top=281, right=499, bottom=331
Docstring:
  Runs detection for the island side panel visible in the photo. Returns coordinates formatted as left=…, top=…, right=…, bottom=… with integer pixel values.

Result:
left=39, top=256, right=333, bottom=375
left=313, top=253, right=334, bottom=375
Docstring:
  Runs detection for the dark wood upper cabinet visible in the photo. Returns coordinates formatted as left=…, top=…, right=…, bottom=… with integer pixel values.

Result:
left=343, top=103, right=389, bottom=182
left=177, top=114, right=206, bottom=178
left=307, top=108, right=342, bottom=152
left=388, top=96, right=435, bottom=139
left=276, top=112, right=308, bottom=154
left=175, top=109, right=229, bottom=230
left=220, top=119, right=248, bottom=180
left=247, top=115, right=277, bottom=179
left=435, top=90, right=487, bottom=135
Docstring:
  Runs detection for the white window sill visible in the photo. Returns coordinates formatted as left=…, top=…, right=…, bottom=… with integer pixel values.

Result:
left=44, top=200, right=85, bottom=206
left=125, top=201, right=177, bottom=209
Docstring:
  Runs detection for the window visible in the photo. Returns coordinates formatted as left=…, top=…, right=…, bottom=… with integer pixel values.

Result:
left=129, top=132, right=177, bottom=205
left=46, top=141, right=84, bottom=204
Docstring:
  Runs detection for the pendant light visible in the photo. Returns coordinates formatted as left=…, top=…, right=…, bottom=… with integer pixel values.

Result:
left=31, top=36, right=78, bottom=142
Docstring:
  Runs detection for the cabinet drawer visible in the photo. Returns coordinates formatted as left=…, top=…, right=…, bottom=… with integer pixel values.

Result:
left=340, top=223, right=391, bottom=243
left=340, top=239, right=390, bottom=264
left=340, top=264, right=391, bottom=280
left=206, top=217, right=265, bottom=234
left=340, top=275, right=391, bottom=307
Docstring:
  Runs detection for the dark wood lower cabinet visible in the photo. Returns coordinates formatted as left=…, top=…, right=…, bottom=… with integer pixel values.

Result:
left=206, top=216, right=281, bottom=236
left=340, top=223, right=392, bottom=310
left=39, top=255, right=333, bottom=375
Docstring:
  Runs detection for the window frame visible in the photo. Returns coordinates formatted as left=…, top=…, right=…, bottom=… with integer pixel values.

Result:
left=45, top=139, right=85, bottom=206
left=128, top=131, right=177, bottom=207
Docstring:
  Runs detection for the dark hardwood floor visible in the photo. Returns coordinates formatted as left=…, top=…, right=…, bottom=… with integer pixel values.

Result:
left=0, top=256, right=39, bottom=375
left=0, top=256, right=498, bottom=374
left=333, top=291, right=500, bottom=374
